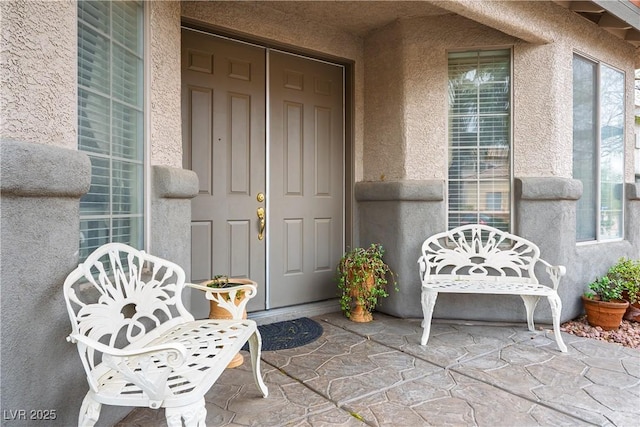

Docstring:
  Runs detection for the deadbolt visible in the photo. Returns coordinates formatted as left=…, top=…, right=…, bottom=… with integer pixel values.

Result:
left=257, top=192, right=265, bottom=202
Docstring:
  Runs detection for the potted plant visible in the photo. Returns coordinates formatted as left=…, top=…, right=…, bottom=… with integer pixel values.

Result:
left=202, top=275, right=251, bottom=320
left=198, top=275, right=257, bottom=368
left=582, top=275, right=629, bottom=330
left=336, top=243, right=398, bottom=322
left=607, top=257, right=640, bottom=322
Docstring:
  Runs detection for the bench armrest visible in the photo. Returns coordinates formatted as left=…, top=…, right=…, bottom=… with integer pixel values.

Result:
left=67, top=333, right=188, bottom=367
left=417, top=256, right=427, bottom=281
left=187, top=281, right=258, bottom=319
left=68, top=333, right=188, bottom=403
left=538, top=259, right=566, bottom=290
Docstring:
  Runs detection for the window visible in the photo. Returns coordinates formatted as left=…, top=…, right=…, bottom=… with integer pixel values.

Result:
left=447, top=49, right=511, bottom=232
left=78, top=1, right=145, bottom=260
left=573, top=55, right=624, bottom=242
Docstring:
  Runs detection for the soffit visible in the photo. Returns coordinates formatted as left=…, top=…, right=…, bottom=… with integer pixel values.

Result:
left=555, top=0, right=640, bottom=47
left=259, top=1, right=639, bottom=54
left=260, top=1, right=451, bottom=37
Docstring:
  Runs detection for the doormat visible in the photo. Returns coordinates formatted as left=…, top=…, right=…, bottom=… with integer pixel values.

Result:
left=242, top=317, right=323, bottom=351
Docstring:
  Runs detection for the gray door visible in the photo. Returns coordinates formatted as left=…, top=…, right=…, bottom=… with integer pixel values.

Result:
left=182, top=30, right=266, bottom=312
left=182, top=29, right=344, bottom=312
left=268, top=51, right=344, bottom=308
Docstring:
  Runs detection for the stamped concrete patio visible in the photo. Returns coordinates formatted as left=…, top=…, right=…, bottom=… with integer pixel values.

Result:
left=118, top=311, right=640, bottom=426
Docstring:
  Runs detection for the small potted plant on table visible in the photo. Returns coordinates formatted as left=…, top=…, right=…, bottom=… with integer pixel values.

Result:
left=336, top=243, right=398, bottom=322
left=201, top=275, right=253, bottom=320
left=189, top=275, right=258, bottom=368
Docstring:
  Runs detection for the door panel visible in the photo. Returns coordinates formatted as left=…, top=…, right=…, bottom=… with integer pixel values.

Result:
left=182, top=30, right=266, bottom=312
left=268, top=51, right=344, bottom=308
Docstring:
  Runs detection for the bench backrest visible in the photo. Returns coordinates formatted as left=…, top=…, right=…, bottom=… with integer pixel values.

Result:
left=419, top=224, right=541, bottom=284
left=63, top=243, right=192, bottom=385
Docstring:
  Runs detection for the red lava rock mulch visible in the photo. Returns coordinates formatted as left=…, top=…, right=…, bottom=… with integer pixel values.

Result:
left=561, top=316, right=640, bottom=350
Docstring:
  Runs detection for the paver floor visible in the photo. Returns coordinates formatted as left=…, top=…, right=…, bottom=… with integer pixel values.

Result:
left=117, top=312, right=640, bottom=427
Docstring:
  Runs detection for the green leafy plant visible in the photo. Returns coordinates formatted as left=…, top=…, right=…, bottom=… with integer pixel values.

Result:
left=584, top=276, right=625, bottom=302
left=205, top=275, right=244, bottom=300
left=205, top=274, right=231, bottom=288
left=606, top=257, right=640, bottom=304
left=336, top=244, right=398, bottom=318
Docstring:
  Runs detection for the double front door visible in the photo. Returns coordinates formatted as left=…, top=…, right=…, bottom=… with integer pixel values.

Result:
left=182, top=29, right=344, bottom=311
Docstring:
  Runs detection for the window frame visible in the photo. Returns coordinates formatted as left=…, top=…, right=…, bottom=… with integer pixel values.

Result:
left=445, top=47, right=514, bottom=233
left=572, top=52, right=626, bottom=244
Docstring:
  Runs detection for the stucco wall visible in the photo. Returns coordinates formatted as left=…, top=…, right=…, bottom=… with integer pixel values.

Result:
left=363, top=21, right=406, bottom=181
left=0, top=0, right=77, bottom=149
left=0, top=2, right=190, bottom=425
left=362, top=3, right=636, bottom=182
left=150, top=1, right=183, bottom=167
left=0, top=0, right=183, bottom=166
left=354, top=1, right=639, bottom=322
left=362, top=15, right=518, bottom=182
left=512, top=1, right=636, bottom=180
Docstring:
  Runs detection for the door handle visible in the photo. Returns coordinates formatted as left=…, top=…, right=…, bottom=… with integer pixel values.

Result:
left=257, top=207, right=265, bottom=240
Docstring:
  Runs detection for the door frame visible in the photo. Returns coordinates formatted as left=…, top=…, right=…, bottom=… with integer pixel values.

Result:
left=181, top=20, right=355, bottom=300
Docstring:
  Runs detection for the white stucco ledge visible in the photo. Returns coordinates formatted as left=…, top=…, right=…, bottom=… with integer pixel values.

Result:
left=626, top=182, right=640, bottom=200
left=515, top=177, right=582, bottom=201
left=354, top=180, right=444, bottom=201
left=152, top=166, right=199, bottom=199
left=0, top=140, right=90, bottom=197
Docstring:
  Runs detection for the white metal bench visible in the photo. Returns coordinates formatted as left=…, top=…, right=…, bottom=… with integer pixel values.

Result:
left=63, top=243, right=268, bottom=427
left=418, top=225, right=567, bottom=353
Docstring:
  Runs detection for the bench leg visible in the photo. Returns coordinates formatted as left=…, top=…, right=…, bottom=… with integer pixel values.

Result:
left=547, top=294, right=568, bottom=353
left=165, top=398, right=206, bottom=427
left=78, top=392, right=101, bottom=427
left=420, top=290, right=438, bottom=346
left=247, top=330, right=269, bottom=398
left=520, top=295, right=540, bottom=332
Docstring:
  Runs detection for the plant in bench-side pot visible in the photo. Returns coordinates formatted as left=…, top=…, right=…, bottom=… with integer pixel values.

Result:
left=204, top=274, right=250, bottom=320
left=582, top=275, right=629, bottom=331
left=203, top=274, right=253, bottom=368
left=336, top=244, right=397, bottom=323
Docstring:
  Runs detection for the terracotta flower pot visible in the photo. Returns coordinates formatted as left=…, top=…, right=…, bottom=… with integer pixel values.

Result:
left=623, top=302, right=640, bottom=322
left=348, top=271, right=375, bottom=323
left=208, top=292, right=248, bottom=320
left=582, top=295, right=629, bottom=331
left=621, top=290, right=640, bottom=322
left=207, top=286, right=249, bottom=368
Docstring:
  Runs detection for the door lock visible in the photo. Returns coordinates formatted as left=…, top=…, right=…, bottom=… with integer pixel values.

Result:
left=257, top=207, right=265, bottom=240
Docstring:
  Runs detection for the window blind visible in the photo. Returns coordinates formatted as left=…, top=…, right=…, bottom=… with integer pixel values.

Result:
left=78, top=1, right=144, bottom=260
left=447, top=50, right=511, bottom=231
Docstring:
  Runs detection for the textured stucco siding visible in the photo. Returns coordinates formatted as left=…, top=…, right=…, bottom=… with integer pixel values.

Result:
left=0, top=3, right=190, bottom=425
left=402, top=15, right=517, bottom=182
left=359, top=1, right=636, bottom=182
left=0, top=0, right=77, bottom=148
left=0, top=0, right=183, bottom=168
left=150, top=1, right=183, bottom=167
left=363, top=21, right=406, bottom=181
left=180, top=0, right=365, bottom=180
left=512, top=1, right=636, bottom=180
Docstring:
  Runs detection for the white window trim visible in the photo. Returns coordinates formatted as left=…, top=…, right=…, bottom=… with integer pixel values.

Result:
left=143, top=2, right=151, bottom=253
